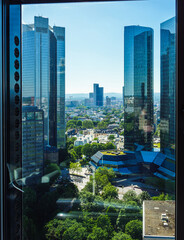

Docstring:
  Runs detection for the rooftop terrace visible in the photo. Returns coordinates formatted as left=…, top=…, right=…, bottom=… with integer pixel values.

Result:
left=143, top=200, right=175, bottom=238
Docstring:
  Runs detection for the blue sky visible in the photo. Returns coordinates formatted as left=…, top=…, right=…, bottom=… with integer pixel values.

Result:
left=22, top=0, right=175, bottom=94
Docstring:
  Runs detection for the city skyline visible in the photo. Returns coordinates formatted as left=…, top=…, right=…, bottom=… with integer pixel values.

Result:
left=22, top=0, right=175, bottom=94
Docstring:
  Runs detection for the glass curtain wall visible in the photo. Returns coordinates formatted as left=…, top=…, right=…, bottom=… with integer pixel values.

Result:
left=20, top=1, right=176, bottom=240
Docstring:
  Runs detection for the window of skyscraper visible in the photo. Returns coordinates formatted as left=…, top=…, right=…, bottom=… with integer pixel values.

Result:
left=4, top=0, right=177, bottom=239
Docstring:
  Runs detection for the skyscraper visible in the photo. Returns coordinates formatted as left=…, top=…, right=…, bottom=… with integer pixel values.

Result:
left=124, top=26, right=154, bottom=150
left=93, top=83, right=103, bottom=106
left=22, top=106, right=44, bottom=177
left=22, top=16, right=66, bottom=149
left=53, top=26, right=66, bottom=149
left=160, top=17, right=176, bottom=157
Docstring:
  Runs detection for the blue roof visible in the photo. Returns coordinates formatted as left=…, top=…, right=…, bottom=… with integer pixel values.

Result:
left=158, top=166, right=175, bottom=178
left=153, top=152, right=166, bottom=166
left=91, top=155, right=100, bottom=164
left=118, top=168, right=133, bottom=175
left=161, top=158, right=175, bottom=172
left=141, top=151, right=158, bottom=163
left=154, top=172, right=169, bottom=180
left=135, top=144, right=145, bottom=151
left=89, top=161, right=97, bottom=169
left=135, top=152, right=143, bottom=163
left=98, top=160, right=124, bottom=166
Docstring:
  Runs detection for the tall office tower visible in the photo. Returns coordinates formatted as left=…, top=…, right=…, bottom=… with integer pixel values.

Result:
left=22, top=16, right=51, bottom=146
left=122, top=86, right=124, bottom=107
left=22, top=17, right=66, bottom=149
left=160, top=17, right=176, bottom=157
left=49, top=30, right=57, bottom=147
left=22, top=106, right=44, bottom=177
left=93, top=83, right=104, bottom=106
left=124, top=26, right=154, bottom=150
left=53, top=26, right=66, bottom=149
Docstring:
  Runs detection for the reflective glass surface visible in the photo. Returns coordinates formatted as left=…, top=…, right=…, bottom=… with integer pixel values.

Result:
left=21, top=1, right=176, bottom=240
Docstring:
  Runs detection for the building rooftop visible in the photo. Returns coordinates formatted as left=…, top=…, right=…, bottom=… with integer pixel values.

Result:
left=101, top=151, right=126, bottom=156
left=143, top=201, right=175, bottom=238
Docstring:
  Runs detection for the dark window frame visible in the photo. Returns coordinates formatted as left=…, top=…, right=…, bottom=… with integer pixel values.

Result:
left=1, top=0, right=184, bottom=239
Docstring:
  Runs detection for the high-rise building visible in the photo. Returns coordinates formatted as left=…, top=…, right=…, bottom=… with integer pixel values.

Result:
left=22, top=16, right=66, bottom=149
left=49, top=30, right=57, bottom=147
left=106, top=96, right=111, bottom=106
left=22, top=106, right=44, bottom=177
left=122, top=86, right=124, bottom=107
left=53, top=26, right=66, bottom=149
left=93, top=83, right=103, bottom=106
left=160, top=17, right=176, bottom=157
left=89, top=92, right=94, bottom=99
left=124, top=26, right=154, bottom=150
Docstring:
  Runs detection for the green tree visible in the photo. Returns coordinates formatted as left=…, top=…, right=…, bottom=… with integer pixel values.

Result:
left=69, top=162, right=82, bottom=174
left=45, top=219, right=77, bottom=240
left=108, top=135, right=115, bottom=141
left=66, top=137, right=77, bottom=149
left=102, top=183, right=118, bottom=200
left=138, top=191, right=151, bottom=205
left=116, top=204, right=141, bottom=231
left=82, top=120, right=94, bottom=129
left=106, top=205, right=118, bottom=227
left=82, top=144, right=92, bottom=159
left=79, top=191, right=104, bottom=213
left=152, top=192, right=174, bottom=201
left=95, top=167, right=115, bottom=192
left=112, top=232, right=133, bottom=240
left=96, top=214, right=114, bottom=237
left=44, top=163, right=60, bottom=174
left=74, top=145, right=83, bottom=159
left=76, top=120, right=82, bottom=127
left=125, top=220, right=142, bottom=240
left=97, top=120, right=108, bottom=129
left=66, top=120, right=77, bottom=130
left=105, top=142, right=116, bottom=150
left=68, top=148, right=78, bottom=162
left=87, top=227, right=109, bottom=240
left=123, top=190, right=138, bottom=203
left=63, top=222, right=88, bottom=240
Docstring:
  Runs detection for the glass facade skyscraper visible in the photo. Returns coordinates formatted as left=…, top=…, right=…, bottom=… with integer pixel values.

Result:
left=53, top=26, right=66, bottom=149
left=160, top=17, right=176, bottom=157
left=124, top=26, right=154, bottom=150
left=22, top=17, right=65, bottom=149
left=93, top=83, right=104, bottom=106
left=22, top=106, right=44, bottom=177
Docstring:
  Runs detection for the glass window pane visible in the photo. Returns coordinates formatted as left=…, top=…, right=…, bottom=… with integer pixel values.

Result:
left=21, top=1, right=176, bottom=239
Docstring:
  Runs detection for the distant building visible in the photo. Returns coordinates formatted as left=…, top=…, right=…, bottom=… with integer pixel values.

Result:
left=22, top=106, right=44, bottom=178
left=160, top=17, right=176, bottom=158
left=106, top=96, right=111, bottom=106
left=143, top=201, right=175, bottom=240
left=84, top=98, right=94, bottom=107
left=74, top=134, right=93, bottom=146
left=89, top=92, right=94, bottom=99
left=93, top=83, right=104, bottom=106
left=124, top=25, right=154, bottom=151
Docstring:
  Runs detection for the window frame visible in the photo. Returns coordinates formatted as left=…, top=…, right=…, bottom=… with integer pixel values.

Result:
left=1, top=0, right=183, bottom=239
